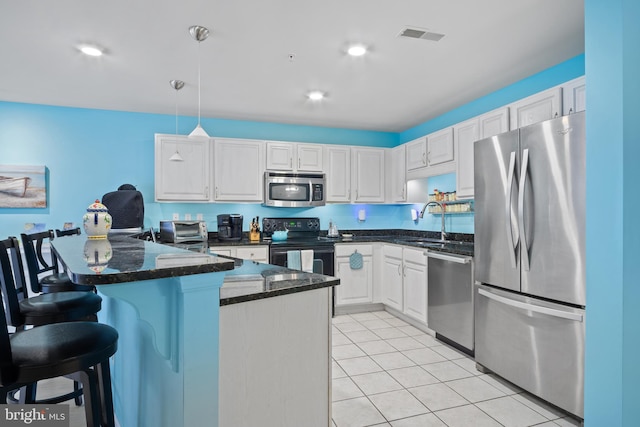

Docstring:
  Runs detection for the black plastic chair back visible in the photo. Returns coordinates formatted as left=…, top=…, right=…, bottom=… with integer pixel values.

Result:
left=20, top=230, right=59, bottom=293
left=55, top=227, right=81, bottom=238
left=0, top=238, right=28, bottom=328
left=0, top=240, right=17, bottom=387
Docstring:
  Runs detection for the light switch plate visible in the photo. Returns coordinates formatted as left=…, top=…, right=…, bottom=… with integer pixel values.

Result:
left=172, top=213, right=179, bottom=220
left=184, top=213, right=192, bottom=220
left=196, top=213, right=203, bottom=221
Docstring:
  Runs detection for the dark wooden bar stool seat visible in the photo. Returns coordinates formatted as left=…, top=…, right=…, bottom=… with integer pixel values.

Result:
left=20, top=230, right=93, bottom=293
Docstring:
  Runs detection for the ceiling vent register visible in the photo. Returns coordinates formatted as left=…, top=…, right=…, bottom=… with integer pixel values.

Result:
left=399, top=27, right=445, bottom=42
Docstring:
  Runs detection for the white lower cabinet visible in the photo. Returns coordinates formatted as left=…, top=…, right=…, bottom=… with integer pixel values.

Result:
left=219, top=287, right=331, bottom=427
left=210, top=245, right=269, bottom=263
left=335, top=244, right=373, bottom=306
left=382, top=245, right=404, bottom=311
left=381, top=244, right=428, bottom=324
left=402, top=247, right=428, bottom=324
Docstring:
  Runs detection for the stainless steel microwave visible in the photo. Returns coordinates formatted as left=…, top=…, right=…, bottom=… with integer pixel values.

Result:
left=263, top=172, right=326, bottom=207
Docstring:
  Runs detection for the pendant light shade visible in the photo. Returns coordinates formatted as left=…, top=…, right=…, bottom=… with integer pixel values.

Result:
left=188, top=25, right=210, bottom=138
left=169, top=79, right=185, bottom=161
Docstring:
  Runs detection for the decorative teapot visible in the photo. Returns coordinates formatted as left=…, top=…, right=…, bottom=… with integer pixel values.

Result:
left=83, top=200, right=112, bottom=239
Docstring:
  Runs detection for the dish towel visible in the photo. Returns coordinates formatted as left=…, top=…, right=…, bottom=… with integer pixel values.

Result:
left=300, top=250, right=314, bottom=273
left=349, top=251, right=363, bottom=270
left=287, top=250, right=301, bottom=270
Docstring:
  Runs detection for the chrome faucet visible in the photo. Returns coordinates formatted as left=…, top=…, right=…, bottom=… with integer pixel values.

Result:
left=419, top=201, right=447, bottom=242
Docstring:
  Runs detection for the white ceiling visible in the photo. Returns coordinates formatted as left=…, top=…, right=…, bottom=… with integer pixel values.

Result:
left=0, top=0, right=584, bottom=133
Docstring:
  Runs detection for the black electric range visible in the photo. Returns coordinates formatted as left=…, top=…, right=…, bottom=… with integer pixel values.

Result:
left=262, top=217, right=335, bottom=276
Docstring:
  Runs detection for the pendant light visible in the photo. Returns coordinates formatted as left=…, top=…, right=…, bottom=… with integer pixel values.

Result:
left=169, top=79, right=185, bottom=162
left=188, top=25, right=210, bottom=138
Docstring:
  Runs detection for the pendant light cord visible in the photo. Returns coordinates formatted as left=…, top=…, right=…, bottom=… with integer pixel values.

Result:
left=197, top=41, right=202, bottom=127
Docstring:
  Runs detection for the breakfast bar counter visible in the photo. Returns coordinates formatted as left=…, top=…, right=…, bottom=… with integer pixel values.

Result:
left=50, top=234, right=338, bottom=427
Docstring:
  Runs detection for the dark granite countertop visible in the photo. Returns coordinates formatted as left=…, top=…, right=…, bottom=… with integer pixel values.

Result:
left=50, top=234, right=235, bottom=285
left=207, top=229, right=474, bottom=257
left=219, top=258, right=339, bottom=306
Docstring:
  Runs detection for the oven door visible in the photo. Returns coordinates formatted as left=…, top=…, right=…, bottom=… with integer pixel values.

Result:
left=269, top=246, right=334, bottom=276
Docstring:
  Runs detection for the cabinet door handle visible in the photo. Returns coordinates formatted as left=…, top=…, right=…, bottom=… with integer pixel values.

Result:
left=215, top=186, right=218, bottom=198
left=403, top=265, right=407, bottom=277
left=397, top=264, right=402, bottom=276
left=356, top=189, right=358, bottom=199
left=422, top=152, right=426, bottom=165
left=205, top=186, right=209, bottom=198
left=290, top=157, right=293, bottom=168
left=298, top=158, right=301, bottom=169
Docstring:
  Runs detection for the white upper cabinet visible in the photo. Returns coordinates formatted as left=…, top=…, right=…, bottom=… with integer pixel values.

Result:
left=386, top=145, right=406, bottom=203
left=455, top=107, right=509, bottom=200
left=351, top=147, right=385, bottom=203
left=405, top=128, right=455, bottom=180
left=213, top=138, right=264, bottom=202
left=155, top=134, right=211, bottom=201
left=427, top=127, right=454, bottom=166
left=479, top=107, right=509, bottom=139
left=562, top=76, right=586, bottom=115
left=297, top=143, right=324, bottom=171
left=509, top=87, right=562, bottom=130
left=454, top=118, right=479, bottom=200
left=324, top=145, right=351, bottom=202
left=406, top=137, right=427, bottom=171
left=266, top=141, right=323, bottom=172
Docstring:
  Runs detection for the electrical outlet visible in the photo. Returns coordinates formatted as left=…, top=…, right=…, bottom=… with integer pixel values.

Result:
left=196, top=213, right=203, bottom=221
left=184, top=213, right=192, bottom=220
left=172, top=213, right=179, bottom=220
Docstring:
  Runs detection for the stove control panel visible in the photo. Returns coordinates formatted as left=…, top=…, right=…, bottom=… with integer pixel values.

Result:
left=262, top=217, right=321, bottom=235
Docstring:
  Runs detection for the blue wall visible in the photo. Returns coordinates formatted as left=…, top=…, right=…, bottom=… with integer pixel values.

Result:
left=0, top=55, right=582, bottom=239
left=584, top=0, right=640, bottom=425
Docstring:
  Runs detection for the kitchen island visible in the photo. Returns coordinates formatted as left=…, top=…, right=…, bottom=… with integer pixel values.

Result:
left=50, top=234, right=339, bottom=427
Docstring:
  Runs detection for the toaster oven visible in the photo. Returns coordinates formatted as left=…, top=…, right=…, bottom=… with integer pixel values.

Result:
left=159, top=220, right=208, bottom=243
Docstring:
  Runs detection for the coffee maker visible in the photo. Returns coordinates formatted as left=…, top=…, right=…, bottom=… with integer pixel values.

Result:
left=217, top=214, right=243, bottom=241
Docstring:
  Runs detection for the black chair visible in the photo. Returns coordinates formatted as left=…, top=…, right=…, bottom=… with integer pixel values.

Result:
left=1, top=237, right=102, bottom=405
left=0, top=237, right=117, bottom=427
left=55, top=227, right=82, bottom=238
left=20, top=230, right=93, bottom=293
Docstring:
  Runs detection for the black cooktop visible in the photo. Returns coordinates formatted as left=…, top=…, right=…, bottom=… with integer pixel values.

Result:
left=262, top=217, right=335, bottom=248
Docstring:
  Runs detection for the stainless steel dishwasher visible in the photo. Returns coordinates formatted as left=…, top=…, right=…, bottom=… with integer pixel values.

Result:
left=427, top=251, right=474, bottom=354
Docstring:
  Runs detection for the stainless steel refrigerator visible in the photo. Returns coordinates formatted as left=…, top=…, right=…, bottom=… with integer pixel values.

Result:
left=474, top=111, right=585, bottom=419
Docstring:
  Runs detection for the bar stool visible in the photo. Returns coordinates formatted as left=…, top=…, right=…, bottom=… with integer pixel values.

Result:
left=0, top=317, right=118, bottom=427
left=0, top=237, right=103, bottom=406
left=20, top=230, right=93, bottom=293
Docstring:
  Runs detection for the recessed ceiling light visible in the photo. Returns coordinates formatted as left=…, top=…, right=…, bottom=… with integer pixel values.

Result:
left=78, top=45, right=104, bottom=57
left=308, top=91, right=325, bottom=101
left=347, top=45, right=367, bottom=57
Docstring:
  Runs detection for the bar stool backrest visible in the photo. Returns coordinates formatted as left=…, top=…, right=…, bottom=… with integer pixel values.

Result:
left=0, top=237, right=27, bottom=332
left=20, top=230, right=59, bottom=294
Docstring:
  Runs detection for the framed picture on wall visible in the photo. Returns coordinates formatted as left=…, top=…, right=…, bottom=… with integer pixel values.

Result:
left=0, top=165, right=47, bottom=208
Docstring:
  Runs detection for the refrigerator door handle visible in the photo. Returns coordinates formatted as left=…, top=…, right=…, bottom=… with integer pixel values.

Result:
left=505, top=151, right=518, bottom=268
left=518, top=148, right=530, bottom=271
left=478, top=288, right=583, bottom=322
